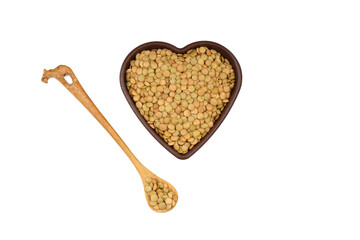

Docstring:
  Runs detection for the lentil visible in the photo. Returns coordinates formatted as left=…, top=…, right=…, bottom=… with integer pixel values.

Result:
left=126, top=47, right=235, bottom=154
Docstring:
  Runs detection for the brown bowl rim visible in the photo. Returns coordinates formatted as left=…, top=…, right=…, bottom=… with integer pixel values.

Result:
left=120, top=41, right=242, bottom=159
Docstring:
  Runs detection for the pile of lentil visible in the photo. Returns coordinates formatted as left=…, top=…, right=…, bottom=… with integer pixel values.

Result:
left=126, top=46, right=235, bottom=154
left=144, top=177, right=177, bottom=211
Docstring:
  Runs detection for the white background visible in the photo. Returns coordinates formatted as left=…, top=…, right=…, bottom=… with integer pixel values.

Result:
left=0, top=0, right=359, bottom=239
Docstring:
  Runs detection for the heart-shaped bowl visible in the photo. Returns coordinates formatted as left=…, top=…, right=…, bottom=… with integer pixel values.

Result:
left=120, top=41, right=242, bottom=159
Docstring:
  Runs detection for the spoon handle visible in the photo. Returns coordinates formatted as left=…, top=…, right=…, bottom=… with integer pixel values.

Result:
left=41, top=65, right=147, bottom=175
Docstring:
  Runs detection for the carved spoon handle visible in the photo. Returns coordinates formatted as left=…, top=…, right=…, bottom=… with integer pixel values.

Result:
left=41, top=65, right=148, bottom=175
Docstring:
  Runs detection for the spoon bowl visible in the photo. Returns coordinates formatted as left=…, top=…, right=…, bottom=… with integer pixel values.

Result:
left=141, top=173, right=178, bottom=213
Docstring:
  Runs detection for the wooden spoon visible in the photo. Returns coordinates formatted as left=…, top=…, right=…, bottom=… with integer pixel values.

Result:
left=41, top=65, right=178, bottom=213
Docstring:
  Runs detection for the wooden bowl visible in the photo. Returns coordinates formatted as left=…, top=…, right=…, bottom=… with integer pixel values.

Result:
left=120, top=41, right=242, bottom=159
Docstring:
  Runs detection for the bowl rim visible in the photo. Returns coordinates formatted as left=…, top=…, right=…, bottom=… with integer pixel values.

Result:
left=120, top=41, right=242, bottom=159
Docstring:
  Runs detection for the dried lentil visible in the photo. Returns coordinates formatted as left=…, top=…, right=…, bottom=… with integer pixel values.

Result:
left=126, top=47, right=235, bottom=154
left=143, top=177, right=177, bottom=212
